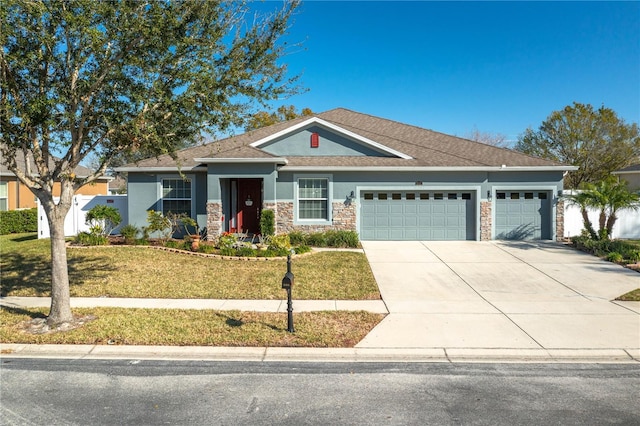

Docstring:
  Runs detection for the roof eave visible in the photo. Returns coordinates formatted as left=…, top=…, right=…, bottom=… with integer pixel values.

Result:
left=113, top=166, right=208, bottom=173
left=193, top=157, right=288, bottom=165
left=279, top=165, right=578, bottom=172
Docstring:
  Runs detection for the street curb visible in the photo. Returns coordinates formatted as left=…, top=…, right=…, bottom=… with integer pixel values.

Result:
left=2, top=344, right=639, bottom=364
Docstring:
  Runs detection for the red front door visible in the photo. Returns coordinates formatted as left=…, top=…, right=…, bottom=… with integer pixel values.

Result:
left=236, top=179, right=262, bottom=234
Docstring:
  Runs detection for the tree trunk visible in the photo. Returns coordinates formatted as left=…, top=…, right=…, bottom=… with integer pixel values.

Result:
left=605, top=212, right=617, bottom=238
left=580, top=208, right=597, bottom=239
left=40, top=189, right=74, bottom=325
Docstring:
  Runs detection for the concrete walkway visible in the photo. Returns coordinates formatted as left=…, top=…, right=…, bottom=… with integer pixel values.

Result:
left=2, top=241, right=639, bottom=363
left=358, top=241, right=640, bottom=355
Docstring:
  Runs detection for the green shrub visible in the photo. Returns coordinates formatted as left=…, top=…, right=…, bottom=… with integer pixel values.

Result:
left=306, top=232, right=328, bottom=247
left=259, top=209, right=275, bottom=237
left=625, top=250, right=640, bottom=263
left=217, top=233, right=238, bottom=250
left=288, top=230, right=307, bottom=246
left=606, top=252, right=624, bottom=263
left=219, top=247, right=236, bottom=256
left=256, top=249, right=279, bottom=258
left=324, top=230, right=359, bottom=248
left=119, top=224, right=139, bottom=244
left=198, top=243, right=218, bottom=254
left=85, top=205, right=121, bottom=236
left=236, top=246, right=257, bottom=257
left=267, top=234, right=291, bottom=252
left=0, top=208, right=37, bottom=234
left=295, top=245, right=312, bottom=254
left=145, top=210, right=172, bottom=241
left=75, top=231, right=108, bottom=246
left=164, top=240, right=189, bottom=250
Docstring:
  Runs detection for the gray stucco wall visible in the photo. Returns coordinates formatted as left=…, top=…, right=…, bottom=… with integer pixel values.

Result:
left=261, top=126, right=391, bottom=157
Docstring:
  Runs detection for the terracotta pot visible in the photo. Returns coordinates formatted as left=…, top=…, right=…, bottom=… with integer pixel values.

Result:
left=190, top=235, right=201, bottom=251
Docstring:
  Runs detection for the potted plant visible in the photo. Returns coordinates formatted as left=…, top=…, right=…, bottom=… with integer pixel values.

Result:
left=180, top=216, right=202, bottom=251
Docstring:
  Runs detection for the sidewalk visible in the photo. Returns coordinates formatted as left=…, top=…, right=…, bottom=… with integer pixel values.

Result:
left=0, top=296, right=388, bottom=313
left=1, top=295, right=638, bottom=363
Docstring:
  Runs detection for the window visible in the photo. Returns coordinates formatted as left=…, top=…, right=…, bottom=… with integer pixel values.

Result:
left=525, top=192, right=534, bottom=199
left=162, top=178, right=191, bottom=216
left=364, top=193, right=374, bottom=200
left=298, top=178, right=328, bottom=220
left=462, top=193, right=471, bottom=200
left=448, top=193, right=457, bottom=200
left=392, top=193, right=401, bottom=200
left=419, top=193, right=429, bottom=200
left=510, top=192, right=520, bottom=200
left=434, top=193, right=443, bottom=200
left=406, top=193, right=416, bottom=200
left=378, top=193, right=388, bottom=200
left=0, top=181, right=7, bottom=211
left=497, top=192, right=506, bottom=199
left=538, top=192, right=548, bottom=199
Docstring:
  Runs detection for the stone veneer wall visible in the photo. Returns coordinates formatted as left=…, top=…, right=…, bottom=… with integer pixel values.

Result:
left=274, top=201, right=357, bottom=234
left=555, top=199, right=565, bottom=241
left=206, top=202, right=223, bottom=240
left=480, top=201, right=492, bottom=241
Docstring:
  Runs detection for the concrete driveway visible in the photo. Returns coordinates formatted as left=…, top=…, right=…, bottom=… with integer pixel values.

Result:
left=358, top=241, right=640, bottom=352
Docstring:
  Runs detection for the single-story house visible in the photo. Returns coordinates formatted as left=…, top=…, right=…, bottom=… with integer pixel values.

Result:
left=612, top=164, right=640, bottom=190
left=0, top=147, right=111, bottom=211
left=116, top=108, right=575, bottom=241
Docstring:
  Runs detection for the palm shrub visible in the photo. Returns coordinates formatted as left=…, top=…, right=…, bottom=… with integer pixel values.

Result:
left=564, top=176, right=640, bottom=240
left=119, top=224, right=139, bottom=244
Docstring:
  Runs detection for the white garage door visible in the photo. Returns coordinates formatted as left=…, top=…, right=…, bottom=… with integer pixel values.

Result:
left=494, top=191, right=552, bottom=240
left=360, top=190, right=475, bottom=241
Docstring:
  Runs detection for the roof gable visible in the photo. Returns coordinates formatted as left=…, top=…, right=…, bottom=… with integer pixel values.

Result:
left=249, top=117, right=412, bottom=159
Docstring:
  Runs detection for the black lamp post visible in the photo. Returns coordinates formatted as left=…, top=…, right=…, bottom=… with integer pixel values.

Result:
left=281, top=250, right=295, bottom=333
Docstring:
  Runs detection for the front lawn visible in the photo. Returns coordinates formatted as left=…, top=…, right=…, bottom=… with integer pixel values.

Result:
left=0, top=307, right=385, bottom=347
left=0, top=233, right=380, bottom=300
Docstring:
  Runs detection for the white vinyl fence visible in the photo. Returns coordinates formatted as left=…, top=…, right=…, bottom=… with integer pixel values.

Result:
left=37, top=194, right=128, bottom=239
left=563, top=202, right=640, bottom=239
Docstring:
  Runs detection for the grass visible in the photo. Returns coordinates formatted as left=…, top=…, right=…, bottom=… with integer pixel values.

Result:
left=0, top=306, right=385, bottom=347
left=0, top=233, right=380, bottom=300
left=616, top=288, right=640, bottom=302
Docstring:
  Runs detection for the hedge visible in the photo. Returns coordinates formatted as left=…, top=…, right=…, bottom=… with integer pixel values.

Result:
left=0, top=208, right=38, bottom=235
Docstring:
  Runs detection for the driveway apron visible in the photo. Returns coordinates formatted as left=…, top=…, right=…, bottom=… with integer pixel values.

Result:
left=358, top=241, right=640, bottom=351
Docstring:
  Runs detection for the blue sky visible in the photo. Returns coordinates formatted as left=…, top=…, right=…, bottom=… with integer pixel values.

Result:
left=262, top=1, right=639, bottom=143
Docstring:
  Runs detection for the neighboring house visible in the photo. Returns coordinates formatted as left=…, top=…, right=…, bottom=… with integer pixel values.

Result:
left=115, top=108, right=575, bottom=241
left=612, top=164, right=640, bottom=190
left=108, top=175, right=127, bottom=195
left=0, top=148, right=111, bottom=211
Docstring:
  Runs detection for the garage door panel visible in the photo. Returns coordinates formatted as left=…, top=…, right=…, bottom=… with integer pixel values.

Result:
left=361, top=191, right=475, bottom=241
left=495, top=191, right=551, bottom=240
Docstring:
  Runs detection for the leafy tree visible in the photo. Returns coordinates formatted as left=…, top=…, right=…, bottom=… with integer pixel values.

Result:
left=516, top=102, right=640, bottom=189
left=245, top=105, right=313, bottom=131
left=0, top=0, right=301, bottom=325
left=564, top=176, right=640, bottom=240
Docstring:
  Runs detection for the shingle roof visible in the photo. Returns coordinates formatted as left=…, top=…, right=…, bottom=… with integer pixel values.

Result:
left=121, top=108, right=567, bottom=170
left=613, top=164, right=640, bottom=173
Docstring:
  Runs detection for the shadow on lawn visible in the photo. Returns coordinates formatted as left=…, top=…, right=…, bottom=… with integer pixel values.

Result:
left=0, top=250, right=115, bottom=297
left=0, top=306, right=46, bottom=319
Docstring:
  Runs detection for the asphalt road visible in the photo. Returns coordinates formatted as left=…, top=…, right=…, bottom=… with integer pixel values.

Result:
left=1, top=359, right=639, bottom=425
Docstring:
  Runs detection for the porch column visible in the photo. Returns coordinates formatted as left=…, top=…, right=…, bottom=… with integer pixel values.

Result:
left=206, top=201, right=223, bottom=240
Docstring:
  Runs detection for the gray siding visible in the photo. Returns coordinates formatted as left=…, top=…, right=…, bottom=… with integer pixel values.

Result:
left=261, top=126, right=392, bottom=157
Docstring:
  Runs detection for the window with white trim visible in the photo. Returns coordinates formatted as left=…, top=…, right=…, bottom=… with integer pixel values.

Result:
left=0, top=181, right=7, bottom=211
left=161, top=178, right=191, bottom=216
left=297, top=178, right=328, bottom=220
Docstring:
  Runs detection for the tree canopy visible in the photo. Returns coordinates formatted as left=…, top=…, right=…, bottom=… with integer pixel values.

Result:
left=515, top=102, right=640, bottom=189
left=0, top=0, right=301, bottom=324
left=245, top=104, right=313, bottom=131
